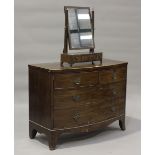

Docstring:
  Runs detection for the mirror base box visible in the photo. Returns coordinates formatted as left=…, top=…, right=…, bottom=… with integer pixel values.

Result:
left=61, top=52, right=102, bottom=66
left=28, top=59, right=128, bottom=150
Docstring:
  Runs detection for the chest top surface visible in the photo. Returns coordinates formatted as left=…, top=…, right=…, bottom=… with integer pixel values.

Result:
left=28, top=58, right=128, bottom=72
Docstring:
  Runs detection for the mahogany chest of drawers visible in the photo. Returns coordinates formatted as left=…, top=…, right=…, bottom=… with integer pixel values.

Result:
left=28, top=59, right=128, bottom=150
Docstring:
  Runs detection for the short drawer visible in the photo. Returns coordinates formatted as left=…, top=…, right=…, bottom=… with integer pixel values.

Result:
left=99, top=65, right=127, bottom=84
left=54, top=71, right=98, bottom=89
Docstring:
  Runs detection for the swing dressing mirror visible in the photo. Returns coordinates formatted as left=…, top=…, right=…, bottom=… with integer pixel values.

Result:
left=61, top=6, right=102, bottom=67
left=67, top=7, right=94, bottom=49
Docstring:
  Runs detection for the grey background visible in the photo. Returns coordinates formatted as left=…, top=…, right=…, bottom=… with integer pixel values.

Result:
left=15, top=0, right=141, bottom=154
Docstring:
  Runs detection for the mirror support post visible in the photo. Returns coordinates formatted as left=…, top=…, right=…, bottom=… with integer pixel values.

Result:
left=63, top=8, right=68, bottom=54
left=90, top=9, right=94, bottom=53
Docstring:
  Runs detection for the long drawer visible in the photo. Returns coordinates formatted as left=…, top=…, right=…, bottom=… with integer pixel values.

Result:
left=54, top=82, right=126, bottom=109
left=54, top=97, right=125, bottom=129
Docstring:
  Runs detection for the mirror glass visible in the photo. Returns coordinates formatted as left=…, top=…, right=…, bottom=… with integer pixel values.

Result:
left=67, top=7, right=94, bottom=49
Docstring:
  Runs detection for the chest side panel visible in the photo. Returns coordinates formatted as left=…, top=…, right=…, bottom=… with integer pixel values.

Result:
left=29, top=66, right=52, bottom=128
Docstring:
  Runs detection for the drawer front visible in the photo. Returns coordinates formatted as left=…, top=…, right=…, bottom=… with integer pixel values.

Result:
left=99, top=66, right=127, bottom=84
left=54, top=82, right=126, bottom=109
left=54, top=97, right=125, bottom=129
left=54, top=71, right=98, bottom=89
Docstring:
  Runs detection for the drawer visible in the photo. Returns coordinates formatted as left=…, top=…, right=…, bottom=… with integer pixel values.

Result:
left=99, top=66, right=127, bottom=84
left=54, top=87, right=98, bottom=109
left=54, top=97, right=125, bottom=129
left=54, top=82, right=126, bottom=109
left=54, top=71, right=98, bottom=89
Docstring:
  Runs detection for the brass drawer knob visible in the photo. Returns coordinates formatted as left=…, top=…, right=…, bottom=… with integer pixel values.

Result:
left=72, top=112, right=80, bottom=121
left=73, top=78, right=81, bottom=85
left=72, top=95, right=80, bottom=101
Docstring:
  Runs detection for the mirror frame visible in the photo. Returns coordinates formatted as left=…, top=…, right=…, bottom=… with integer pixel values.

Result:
left=64, top=6, right=95, bottom=50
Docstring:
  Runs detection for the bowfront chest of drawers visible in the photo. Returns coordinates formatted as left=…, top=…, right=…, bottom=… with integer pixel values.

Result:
left=28, top=59, right=128, bottom=150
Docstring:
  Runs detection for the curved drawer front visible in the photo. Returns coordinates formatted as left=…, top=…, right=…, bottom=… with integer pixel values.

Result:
left=99, top=66, right=127, bottom=84
left=54, top=82, right=126, bottom=109
left=54, top=97, right=125, bottom=129
left=53, top=65, right=127, bottom=129
left=54, top=71, right=98, bottom=89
